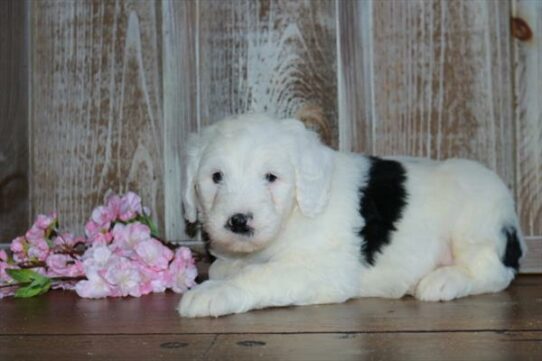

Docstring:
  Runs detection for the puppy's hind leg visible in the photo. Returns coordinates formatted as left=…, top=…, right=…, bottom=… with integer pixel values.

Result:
left=415, top=244, right=517, bottom=302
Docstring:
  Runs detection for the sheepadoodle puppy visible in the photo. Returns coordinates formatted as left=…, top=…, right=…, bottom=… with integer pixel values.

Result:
left=178, top=113, right=526, bottom=318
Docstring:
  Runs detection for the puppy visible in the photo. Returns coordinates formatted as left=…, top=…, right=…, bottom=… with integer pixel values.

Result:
left=178, top=113, right=526, bottom=318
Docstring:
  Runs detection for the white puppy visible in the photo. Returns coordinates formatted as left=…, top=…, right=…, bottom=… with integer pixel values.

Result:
left=178, top=113, right=526, bottom=318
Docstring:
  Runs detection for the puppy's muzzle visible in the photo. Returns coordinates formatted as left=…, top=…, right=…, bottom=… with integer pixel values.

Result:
left=225, top=213, right=253, bottom=235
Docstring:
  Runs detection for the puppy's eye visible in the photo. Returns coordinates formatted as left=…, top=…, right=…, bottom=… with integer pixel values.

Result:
left=212, top=171, right=223, bottom=184
left=265, top=173, right=278, bottom=183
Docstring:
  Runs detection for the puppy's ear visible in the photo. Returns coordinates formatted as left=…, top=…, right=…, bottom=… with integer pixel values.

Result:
left=283, top=119, right=334, bottom=217
left=182, top=132, right=204, bottom=223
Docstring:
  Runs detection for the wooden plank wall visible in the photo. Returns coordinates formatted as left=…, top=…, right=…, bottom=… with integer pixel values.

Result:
left=512, top=0, right=542, bottom=272
left=31, top=0, right=165, bottom=236
left=0, top=0, right=29, bottom=244
left=0, top=0, right=540, bottom=272
left=198, top=0, right=337, bottom=146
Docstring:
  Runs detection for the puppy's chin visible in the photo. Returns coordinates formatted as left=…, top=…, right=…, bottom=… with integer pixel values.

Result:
left=205, top=230, right=272, bottom=255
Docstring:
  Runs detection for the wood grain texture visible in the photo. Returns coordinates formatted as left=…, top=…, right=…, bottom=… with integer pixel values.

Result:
left=523, top=237, right=542, bottom=273
left=1, top=332, right=541, bottom=361
left=162, top=0, right=198, bottom=241
left=338, top=0, right=515, bottom=189
left=198, top=0, right=338, bottom=147
left=0, top=0, right=29, bottom=243
left=1, top=276, right=541, bottom=335
left=30, top=0, right=165, bottom=236
left=512, top=0, right=542, bottom=237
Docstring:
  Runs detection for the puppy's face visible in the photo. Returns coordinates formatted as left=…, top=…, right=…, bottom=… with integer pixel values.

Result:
left=183, top=114, right=334, bottom=255
left=196, top=137, right=296, bottom=254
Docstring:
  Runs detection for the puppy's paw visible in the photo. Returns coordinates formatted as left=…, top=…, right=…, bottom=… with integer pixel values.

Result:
left=178, top=280, right=251, bottom=318
left=415, top=266, right=472, bottom=302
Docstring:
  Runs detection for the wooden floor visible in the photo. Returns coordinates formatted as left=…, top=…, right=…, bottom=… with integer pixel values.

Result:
left=1, top=275, right=541, bottom=361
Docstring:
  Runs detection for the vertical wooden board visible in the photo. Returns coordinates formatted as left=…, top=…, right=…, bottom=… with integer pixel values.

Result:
left=198, top=0, right=338, bottom=147
left=0, top=0, right=29, bottom=243
left=337, top=0, right=373, bottom=152
left=512, top=0, right=542, bottom=238
left=162, top=0, right=198, bottom=241
left=522, top=238, right=542, bottom=273
left=31, top=1, right=165, bottom=236
left=339, top=0, right=515, bottom=189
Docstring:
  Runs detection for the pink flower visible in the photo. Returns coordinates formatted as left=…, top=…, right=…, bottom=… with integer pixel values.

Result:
left=111, top=223, right=151, bottom=256
left=46, top=254, right=84, bottom=278
left=119, top=192, right=142, bottom=221
left=137, top=265, right=173, bottom=294
left=25, top=225, right=44, bottom=243
left=2, top=191, right=195, bottom=300
left=150, top=270, right=173, bottom=293
left=0, top=250, right=13, bottom=284
left=90, top=206, right=114, bottom=229
left=27, top=238, right=50, bottom=262
left=53, top=232, right=84, bottom=250
left=81, top=245, right=113, bottom=270
left=10, top=236, right=28, bottom=263
left=35, top=213, right=57, bottom=230
left=103, top=257, right=142, bottom=297
left=135, top=239, right=174, bottom=271
left=105, top=193, right=122, bottom=219
left=169, top=247, right=197, bottom=293
left=75, top=269, right=113, bottom=298
left=51, top=281, right=78, bottom=291
left=85, top=218, right=114, bottom=245
left=75, top=246, right=117, bottom=298
left=87, top=232, right=113, bottom=246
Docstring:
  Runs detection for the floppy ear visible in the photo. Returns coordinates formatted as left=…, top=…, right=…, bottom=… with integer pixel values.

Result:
left=283, top=119, right=335, bottom=217
left=182, top=132, right=204, bottom=223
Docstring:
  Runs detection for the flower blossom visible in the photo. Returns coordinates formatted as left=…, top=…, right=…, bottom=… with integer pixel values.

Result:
left=46, top=254, right=84, bottom=278
left=4, top=191, right=198, bottom=300
left=119, top=192, right=142, bottom=221
left=135, top=239, right=174, bottom=271
left=169, top=247, right=198, bottom=293
left=111, top=223, right=151, bottom=257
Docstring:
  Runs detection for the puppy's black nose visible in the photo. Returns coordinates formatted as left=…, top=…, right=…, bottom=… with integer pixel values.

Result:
left=226, top=213, right=252, bottom=234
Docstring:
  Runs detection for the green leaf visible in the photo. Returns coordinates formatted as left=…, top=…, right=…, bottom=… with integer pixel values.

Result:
left=15, top=278, right=51, bottom=298
left=6, top=269, right=50, bottom=285
left=138, top=214, right=160, bottom=238
left=6, top=269, right=36, bottom=283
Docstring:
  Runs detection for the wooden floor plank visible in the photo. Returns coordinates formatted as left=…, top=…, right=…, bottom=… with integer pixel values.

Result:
left=1, top=332, right=541, bottom=361
left=1, top=276, right=541, bottom=335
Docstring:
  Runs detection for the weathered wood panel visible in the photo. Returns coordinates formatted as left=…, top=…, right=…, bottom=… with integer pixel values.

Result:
left=338, top=0, right=515, bottom=190
left=0, top=0, right=29, bottom=243
left=1, top=331, right=542, bottom=361
left=198, top=0, right=338, bottom=147
left=30, top=0, right=165, bottom=236
left=162, top=0, right=198, bottom=241
left=523, top=237, right=542, bottom=273
left=512, top=0, right=542, bottom=238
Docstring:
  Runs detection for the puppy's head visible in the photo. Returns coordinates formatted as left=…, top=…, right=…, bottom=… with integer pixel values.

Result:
left=183, top=113, right=334, bottom=255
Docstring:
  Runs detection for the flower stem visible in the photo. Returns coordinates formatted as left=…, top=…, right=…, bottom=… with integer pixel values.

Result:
left=0, top=276, right=86, bottom=289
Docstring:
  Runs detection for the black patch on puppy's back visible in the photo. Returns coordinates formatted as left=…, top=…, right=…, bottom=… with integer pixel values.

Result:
left=501, top=226, right=522, bottom=273
left=359, top=157, right=408, bottom=266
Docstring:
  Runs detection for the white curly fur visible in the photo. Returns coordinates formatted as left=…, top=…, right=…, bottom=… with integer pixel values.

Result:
left=178, top=113, right=526, bottom=318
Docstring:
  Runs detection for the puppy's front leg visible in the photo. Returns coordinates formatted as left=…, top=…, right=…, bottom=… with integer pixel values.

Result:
left=207, top=258, right=245, bottom=280
left=178, top=261, right=354, bottom=318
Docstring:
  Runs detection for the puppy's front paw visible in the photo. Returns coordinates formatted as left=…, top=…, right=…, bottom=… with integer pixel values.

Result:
left=178, top=280, right=251, bottom=318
